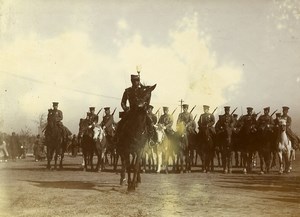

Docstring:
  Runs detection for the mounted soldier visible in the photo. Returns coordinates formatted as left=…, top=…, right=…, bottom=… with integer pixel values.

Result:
left=158, top=107, right=174, bottom=137
left=237, top=107, right=257, bottom=174
left=116, top=73, right=155, bottom=141
left=257, top=107, right=274, bottom=130
left=256, top=107, right=275, bottom=174
left=215, top=106, right=234, bottom=173
left=86, top=107, right=99, bottom=128
left=45, top=102, right=64, bottom=140
left=176, top=104, right=195, bottom=134
left=281, top=106, right=300, bottom=150
left=147, top=105, right=158, bottom=143
left=100, top=107, right=117, bottom=137
left=198, top=105, right=216, bottom=137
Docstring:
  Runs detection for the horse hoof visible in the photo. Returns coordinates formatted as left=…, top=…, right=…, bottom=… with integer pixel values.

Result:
left=259, top=171, right=264, bottom=175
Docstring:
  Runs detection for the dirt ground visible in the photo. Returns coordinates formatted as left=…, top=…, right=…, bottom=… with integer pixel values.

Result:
left=0, top=153, right=299, bottom=217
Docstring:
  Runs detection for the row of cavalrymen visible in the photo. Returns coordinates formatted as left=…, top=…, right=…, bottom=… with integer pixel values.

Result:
left=46, top=100, right=299, bottom=149
left=45, top=73, right=299, bottom=148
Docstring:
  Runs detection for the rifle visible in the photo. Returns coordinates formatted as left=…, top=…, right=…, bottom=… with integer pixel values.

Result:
left=212, top=107, right=218, bottom=115
left=171, top=107, right=177, bottom=116
left=96, top=108, right=103, bottom=116
left=103, top=108, right=117, bottom=129
left=231, top=107, right=238, bottom=115
left=270, top=109, right=278, bottom=117
left=189, top=105, right=196, bottom=114
left=193, top=114, right=198, bottom=121
left=112, top=107, right=117, bottom=116
left=154, top=108, right=160, bottom=115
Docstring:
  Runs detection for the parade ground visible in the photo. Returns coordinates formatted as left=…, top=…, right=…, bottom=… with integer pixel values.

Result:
left=0, top=153, right=299, bottom=217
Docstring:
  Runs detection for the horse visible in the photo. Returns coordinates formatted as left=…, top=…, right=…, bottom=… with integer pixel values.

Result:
left=238, top=124, right=258, bottom=174
left=79, top=119, right=106, bottom=172
left=93, top=124, right=107, bottom=171
left=277, top=119, right=293, bottom=174
left=217, top=126, right=233, bottom=173
left=0, top=140, right=9, bottom=162
left=117, top=84, right=156, bottom=191
left=256, top=125, right=274, bottom=174
left=153, top=123, right=168, bottom=173
left=198, top=126, right=215, bottom=173
left=173, top=122, right=189, bottom=173
left=44, top=118, right=64, bottom=170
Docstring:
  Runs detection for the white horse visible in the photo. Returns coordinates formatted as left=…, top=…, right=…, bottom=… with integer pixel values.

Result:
left=93, top=124, right=107, bottom=171
left=0, top=140, right=9, bottom=162
left=277, top=119, right=294, bottom=174
left=153, top=124, right=169, bottom=173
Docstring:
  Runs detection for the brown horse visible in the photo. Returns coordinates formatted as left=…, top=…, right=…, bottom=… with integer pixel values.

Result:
left=45, top=118, right=64, bottom=170
left=117, top=84, right=156, bottom=191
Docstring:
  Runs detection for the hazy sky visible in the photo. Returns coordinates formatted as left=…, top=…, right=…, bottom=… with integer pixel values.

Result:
left=1, top=0, right=300, bottom=134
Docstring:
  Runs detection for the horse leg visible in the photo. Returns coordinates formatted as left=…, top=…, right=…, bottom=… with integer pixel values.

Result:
left=265, top=151, right=271, bottom=173
left=221, top=148, right=227, bottom=173
left=46, top=146, right=54, bottom=170
left=157, top=151, right=162, bottom=173
left=258, top=151, right=264, bottom=174
left=119, top=154, right=126, bottom=185
left=278, top=152, right=283, bottom=174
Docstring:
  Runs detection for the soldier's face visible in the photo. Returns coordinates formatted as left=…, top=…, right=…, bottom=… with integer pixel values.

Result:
left=164, top=109, right=168, bottom=114
left=264, top=110, right=269, bottom=115
left=53, top=105, right=58, bottom=110
left=131, top=79, right=140, bottom=87
left=204, top=108, right=209, bottom=113
left=183, top=107, right=188, bottom=112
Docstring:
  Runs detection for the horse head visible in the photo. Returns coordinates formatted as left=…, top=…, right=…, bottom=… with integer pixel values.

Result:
left=155, top=123, right=166, bottom=144
left=137, top=84, right=157, bottom=110
left=93, top=124, right=105, bottom=142
left=279, top=118, right=287, bottom=132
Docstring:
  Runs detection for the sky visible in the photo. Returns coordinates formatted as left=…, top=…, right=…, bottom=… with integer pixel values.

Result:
left=0, top=0, right=300, bottom=135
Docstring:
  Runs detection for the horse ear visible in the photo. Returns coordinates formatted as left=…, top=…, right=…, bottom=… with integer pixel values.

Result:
left=150, top=84, right=157, bottom=91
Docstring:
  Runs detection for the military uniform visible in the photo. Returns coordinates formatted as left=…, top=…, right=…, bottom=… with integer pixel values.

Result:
left=177, top=104, right=194, bottom=133
left=47, top=109, right=63, bottom=124
left=121, top=75, right=150, bottom=111
left=117, top=74, right=153, bottom=140
left=86, top=107, right=99, bottom=126
left=101, top=107, right=116, bottom=137
left=215, top=107, right=234, bottom=133
left=257, top=107, right=274, bottom=129
left=158, top=107, right=174, bottom=136
left=238, top=107, right=257, bottom=129
left=45, top=102, right=64, bottom=139
left=147, top=108, right=158, bottom=125
left=198, top=105, right=215, bottom=135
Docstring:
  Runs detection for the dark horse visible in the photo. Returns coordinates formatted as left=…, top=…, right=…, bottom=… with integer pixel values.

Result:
left=256, top=125, right=274, bottom=174
left=117, top=84, right=156, bottom=191
left=79, top=119, right=106, bottom=172
left=217, top=126, right=233, bottom=173
left=198, top=126, right=215, bottom=173
left=45, top=118, right=64, bottom=170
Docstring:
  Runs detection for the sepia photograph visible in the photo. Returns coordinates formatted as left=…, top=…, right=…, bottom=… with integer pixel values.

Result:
left=0, top=0, right=300, bottom=216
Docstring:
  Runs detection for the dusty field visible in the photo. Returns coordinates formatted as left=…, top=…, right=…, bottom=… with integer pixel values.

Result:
left=0, top=153, right=299, bottom=217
